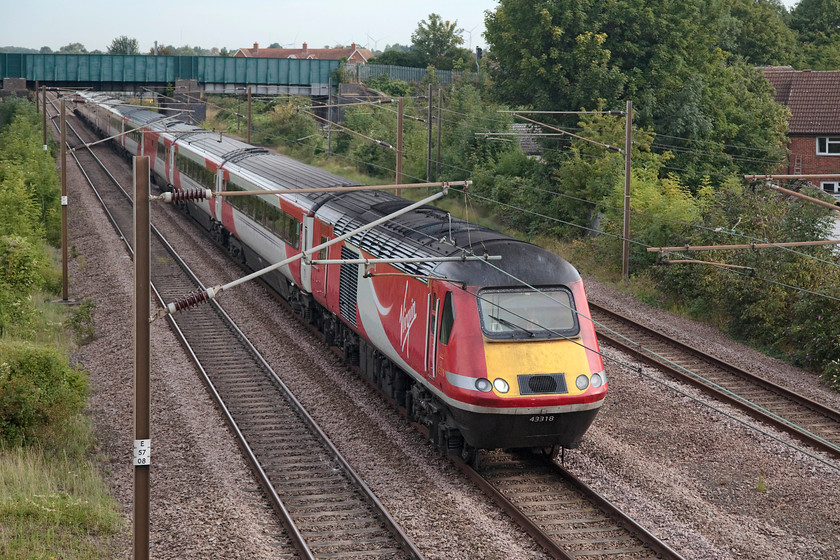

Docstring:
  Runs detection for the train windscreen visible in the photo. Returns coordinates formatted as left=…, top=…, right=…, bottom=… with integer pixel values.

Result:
left=477, top=288, right=579, bottom=339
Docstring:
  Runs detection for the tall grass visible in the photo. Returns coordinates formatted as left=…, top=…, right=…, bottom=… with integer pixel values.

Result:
left=0, top=421, right=123, bottom=559
left=0, top=96, right=122, bottom=559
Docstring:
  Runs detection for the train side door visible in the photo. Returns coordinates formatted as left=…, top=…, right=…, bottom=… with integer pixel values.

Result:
left=435, top=290, right=454, bottom=379
left=425, top=285, right=439, bottom=379
left=310, top=223, right=329, bottom=298
left=300, top=216, right=314, bottom=293
left=215, top=171, right=223, bottom=222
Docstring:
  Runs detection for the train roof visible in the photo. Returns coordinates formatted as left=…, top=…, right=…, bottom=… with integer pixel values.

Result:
left=77, top=92, right=581, bottom=289
left=320, top=189, right=581, bottom=288
left=79, top=92, right=357, bottom=210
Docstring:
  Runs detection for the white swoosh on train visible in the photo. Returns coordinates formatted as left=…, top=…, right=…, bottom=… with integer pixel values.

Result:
left=371, top=284, right=392, bottom=316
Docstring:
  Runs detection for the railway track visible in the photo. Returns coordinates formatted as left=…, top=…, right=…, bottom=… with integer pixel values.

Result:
left=49, top=91, right=693, bottom=558
left=590, top=302, right=840, bottom=462
left=457, top=450, right=682, bottom=560
left=49, top=94, right=423, bottom=560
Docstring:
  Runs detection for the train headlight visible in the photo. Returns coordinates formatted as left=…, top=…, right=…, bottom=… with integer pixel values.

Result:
left=575, top=375, right=590, bottom=391
left=475, top=378, right=493, bottom=393
left=493, top=378, right=510, bottom=393
left=590, top=373, right=603, bottom=388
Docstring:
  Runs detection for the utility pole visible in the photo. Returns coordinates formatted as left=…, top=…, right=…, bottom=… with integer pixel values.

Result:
left=327, top=77, right=333, bottom=155
left=133, top=156, right=151, bottom=560
left=396, top=97, right=403, bottom=195
left=622, top=100, right=632, bottom=279
left=60, top=99, right=68, bottom=301
left=35, top=80, right=39, bottom=113
left=426, top=83, right=433, bottom=182
left=436, top=87, right=442, bottom=181
left=247, top=86, right=252, bottom=144
left=42, top=86, right=47, bottom=150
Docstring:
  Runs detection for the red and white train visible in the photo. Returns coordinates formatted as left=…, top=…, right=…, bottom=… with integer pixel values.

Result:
left=74, top=92, right=608, bottom=459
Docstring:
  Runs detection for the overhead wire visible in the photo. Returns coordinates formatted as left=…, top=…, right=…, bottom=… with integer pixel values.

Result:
left=283, top=101, right=840, bottom=280
left=197, top=99, right=840, bottom=459
left=446, top=185, right=840, bottom=301
left=226, top=93, right=839, bottom=284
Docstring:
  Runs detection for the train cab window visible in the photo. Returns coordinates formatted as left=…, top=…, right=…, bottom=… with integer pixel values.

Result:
left=477, top=287, right=579, bottom=339
left=439, top=292, right=455, bottom=345
left=319, top=236, right=328, bottom=260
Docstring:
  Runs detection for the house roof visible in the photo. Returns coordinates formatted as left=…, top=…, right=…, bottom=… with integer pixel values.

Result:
left=234, top=42, right=373, bottom=63
left=764, top=67, right=840, bottom=135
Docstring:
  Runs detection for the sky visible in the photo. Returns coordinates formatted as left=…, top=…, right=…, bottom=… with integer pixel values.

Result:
left=1, top=0, right=496, bottom=53
left=1, top=0, right=803, bottom=54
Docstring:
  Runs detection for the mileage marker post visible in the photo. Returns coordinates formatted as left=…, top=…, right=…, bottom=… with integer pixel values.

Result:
left=133, top=156, right=151, bottom=560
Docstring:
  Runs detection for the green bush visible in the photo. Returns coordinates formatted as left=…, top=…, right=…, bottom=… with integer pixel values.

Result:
left=0, top=235, right=52, bottom=338
left=0, top=341, right=89, bottom=446
left=648, top=180, right=840, bottom=381
left=0, top=99, right=61, bottom=246
left=364, top=74, right=413, bottom=97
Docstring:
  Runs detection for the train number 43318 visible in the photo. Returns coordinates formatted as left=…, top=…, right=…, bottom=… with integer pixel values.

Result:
left=529, top=415, right=555, bottom=423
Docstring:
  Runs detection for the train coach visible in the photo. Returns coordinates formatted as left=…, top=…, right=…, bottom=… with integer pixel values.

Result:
left=73, top=91, right=608, bottom=460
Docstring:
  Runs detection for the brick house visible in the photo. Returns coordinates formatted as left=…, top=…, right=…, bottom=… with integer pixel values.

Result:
left=234, top=42, right=373, bottom=64
left=764, top=67, right=840, bottom=197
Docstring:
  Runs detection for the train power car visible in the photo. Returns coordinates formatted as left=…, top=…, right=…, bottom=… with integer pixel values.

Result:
left=74, top=92, right=608, bottom=459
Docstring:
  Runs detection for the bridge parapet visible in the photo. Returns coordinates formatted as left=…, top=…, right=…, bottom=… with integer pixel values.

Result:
left=0, top=53, right=338, bottom=94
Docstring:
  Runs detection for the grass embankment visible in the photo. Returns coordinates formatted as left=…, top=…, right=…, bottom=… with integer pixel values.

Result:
left=0, top=97, right=122, bottom=558
left=0, top=430, right=122, bottom=559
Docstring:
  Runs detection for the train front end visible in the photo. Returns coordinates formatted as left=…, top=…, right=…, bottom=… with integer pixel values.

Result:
left=434, top=240, right=607, bottom=451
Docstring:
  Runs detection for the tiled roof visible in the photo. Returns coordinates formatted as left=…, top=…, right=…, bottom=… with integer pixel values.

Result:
left=235, top=42, right=373, bottom=63
left=764, top=67, right=840, bottom=135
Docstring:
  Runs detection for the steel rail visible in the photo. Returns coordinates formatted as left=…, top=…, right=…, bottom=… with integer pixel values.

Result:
left=589, top=302, right=840, bottom=462
left=47, top=93, right=317, bottom=559
left=55, top=93, right=423, bottom=559
left=449, top=450, right=684, bottom=560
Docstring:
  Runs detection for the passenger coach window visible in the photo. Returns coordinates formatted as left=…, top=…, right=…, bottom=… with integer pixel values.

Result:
left=176, top=153, right=215, bottom=190
left=439, top=292, right=455, bottom=344
left=223, top=182, right=301, bottom=248
left=156, top=140, right=167, bottom=164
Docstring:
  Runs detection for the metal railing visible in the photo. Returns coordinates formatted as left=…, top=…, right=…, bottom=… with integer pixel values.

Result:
left=353, top=63, right=478, bottom=85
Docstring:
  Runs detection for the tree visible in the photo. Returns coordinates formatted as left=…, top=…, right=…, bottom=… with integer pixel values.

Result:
left=58, top=43, right=87, bottom=54
left=724, top=0, right=800, bottom=66
left=39, top=46, right=53, bottom=54
left=790, top=0, right=840, bottom=41
left=485, top=0, right=626, bottom=110
left=411, top=13, right=465, bottom=69
left=369, top=49, right=424, bottom=67
left=151, top=44, right=176, bottom=56
left=791, top=0, right=840, bottom=69
left=107, top=35, right=139, bottom=55
left=484, top=0, right=789, bottom=188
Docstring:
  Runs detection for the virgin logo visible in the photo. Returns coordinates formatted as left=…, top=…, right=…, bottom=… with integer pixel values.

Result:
left=399, top=282, right=417, bottom=354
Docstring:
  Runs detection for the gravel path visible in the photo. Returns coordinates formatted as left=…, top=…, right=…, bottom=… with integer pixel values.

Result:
left=63, top=121, right=840, bottom=559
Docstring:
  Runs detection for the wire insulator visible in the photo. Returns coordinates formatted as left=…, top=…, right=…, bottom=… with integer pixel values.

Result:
left=166, top=287, right=217, bottom=315
left=164, top=188, right=212, bottom=203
